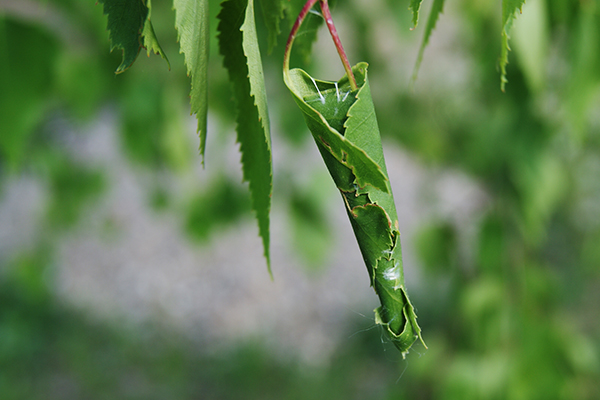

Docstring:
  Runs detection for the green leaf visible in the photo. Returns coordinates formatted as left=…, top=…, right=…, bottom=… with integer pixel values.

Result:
left=259, top=0, right=285, bottom=53
left=218, top=0, right=273, bottom=273
left=173, top=0, right=210, bottom=161
left=500, top=0, right=526, bottom=90
left=98, top=0, right=148, bottom=73
left=284, top=62, right=425, bottom=355
left=142, top=0, right=170, bottom=69
left=409, top=0, right=424, bottom=29
left=411, top=0, right=445, bottom=84
left=284, top=64, right=389, bottom=192
left=510, top=0, right=548, bottom=93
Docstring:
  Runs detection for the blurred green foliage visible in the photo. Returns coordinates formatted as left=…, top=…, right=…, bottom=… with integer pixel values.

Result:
left=1, top=0, right=600, bottom=398
left=0, top=18, right=59, bottom=171
left=184, top=177, right=251, bottom=241
left=44, top=154, right=106, bottom=228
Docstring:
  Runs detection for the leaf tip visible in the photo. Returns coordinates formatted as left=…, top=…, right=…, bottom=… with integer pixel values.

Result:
left=266, top=257, right=274, bottom=280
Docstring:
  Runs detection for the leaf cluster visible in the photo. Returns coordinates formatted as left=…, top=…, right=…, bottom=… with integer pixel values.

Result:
left=1, top=0, right=556, bottom=275
left=94, top=0, right=338, bottom=272
left=93, top=0, right=531, bottom=272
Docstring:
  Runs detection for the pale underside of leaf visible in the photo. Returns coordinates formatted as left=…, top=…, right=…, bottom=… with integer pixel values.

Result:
left=218, top=0, right=273, bottom=274
left=99, top=0, right=148, bottom=73
left=510, top=0, right=549, bottom=93
left=500, top=0, right=526, bottom=90
left=411, top=0, right=445, bottom=85
left=173, top=0, right=210, bottom=160
left=242, top=0, right=271, bottom=141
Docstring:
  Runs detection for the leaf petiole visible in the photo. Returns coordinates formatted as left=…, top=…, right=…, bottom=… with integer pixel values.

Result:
left=284, top=0, right=357, bottom=91
left=319, top=0, right=357, bottom=90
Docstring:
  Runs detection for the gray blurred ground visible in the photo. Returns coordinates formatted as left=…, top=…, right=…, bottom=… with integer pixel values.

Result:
left=0, top=106, right=487, bottom=365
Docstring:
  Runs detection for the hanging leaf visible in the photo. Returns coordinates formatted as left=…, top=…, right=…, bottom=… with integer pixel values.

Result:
left=411, top=0, right=445, bottom=84
left=284, top=62, right=425, bottom=356
left=173, top=0, right=210, bottom=160
left=142, top=0, right=170, bottom=68
left=218, top=0, right=273, bottom=274
left=500, top=0, right=526, bottom=90
left=259, top=0, right=286, bottom=53
left=98, top=0, right=148, bottom=73
left=409, top=0, right=424, bottom=30
left=99, top=0, right=168, bottom=73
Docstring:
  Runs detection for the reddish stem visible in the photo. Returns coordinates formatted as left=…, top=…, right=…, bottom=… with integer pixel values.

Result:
left=284, top=0, right=357, bottom=91
left=283, top=0, right=318, bottom=72
left=319, top=0, right=357, bottom=90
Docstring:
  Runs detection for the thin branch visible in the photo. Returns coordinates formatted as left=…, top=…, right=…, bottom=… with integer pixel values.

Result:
left=319, top=0, right=357, bottom=90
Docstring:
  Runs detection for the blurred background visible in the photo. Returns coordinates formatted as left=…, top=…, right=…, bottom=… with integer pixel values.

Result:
left=1, top=0, right=599, bottom=398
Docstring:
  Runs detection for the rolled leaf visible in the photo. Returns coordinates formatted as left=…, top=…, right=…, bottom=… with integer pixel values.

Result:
left=284, top=62, right=425, bottom=356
